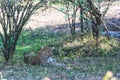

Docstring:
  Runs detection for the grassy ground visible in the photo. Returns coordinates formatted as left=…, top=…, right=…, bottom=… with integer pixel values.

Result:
left=0, top=27, right=119, bottom=80
left=1, top=56, right=120, bottom=80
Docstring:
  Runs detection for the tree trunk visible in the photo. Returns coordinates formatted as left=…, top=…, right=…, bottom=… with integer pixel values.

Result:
left=3, top=48, right=15, bottom=64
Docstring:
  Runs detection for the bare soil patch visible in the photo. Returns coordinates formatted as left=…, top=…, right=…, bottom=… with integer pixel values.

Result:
left=25, top=8, right=66, bottom=29
left=25, top=4, right=120, bottom=31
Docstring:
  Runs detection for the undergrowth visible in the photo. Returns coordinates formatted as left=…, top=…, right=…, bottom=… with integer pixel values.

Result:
left=1, top=27, right=118, bottom=64
left=0, top=27, right=119, bottom=80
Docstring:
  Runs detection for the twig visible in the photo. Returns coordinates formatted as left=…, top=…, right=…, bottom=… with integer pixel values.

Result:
left=106, top=21, right=120, bottom=29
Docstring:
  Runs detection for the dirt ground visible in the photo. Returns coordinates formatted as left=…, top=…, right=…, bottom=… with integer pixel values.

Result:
left=25, top=3, right=120, bottom=31
left=25, top=7, right=66, bottom=29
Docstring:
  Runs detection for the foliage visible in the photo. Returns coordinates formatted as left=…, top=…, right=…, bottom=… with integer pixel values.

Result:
left=3, top=27, right=119, bottom=64
left=50, top=0, right=113, bottom=42
left=59, top=36, right=119, bottom=59
left=0, top=0, right=47, bottom=63
left=9, top=27, right=65, bottom=64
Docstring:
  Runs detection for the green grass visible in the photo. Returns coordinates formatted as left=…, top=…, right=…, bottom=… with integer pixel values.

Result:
left=1, top=56, right=120, bottom=80
left=0, top=27, right=119, bottom=64
left=10, top=27, right=66, bottom=64
left=0, top=27, right=120, bottom=80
